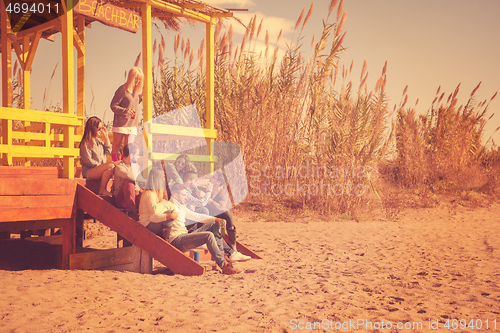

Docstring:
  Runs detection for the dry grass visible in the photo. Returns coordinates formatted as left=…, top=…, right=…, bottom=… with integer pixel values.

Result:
left=150, top=1, right=499, bottom=219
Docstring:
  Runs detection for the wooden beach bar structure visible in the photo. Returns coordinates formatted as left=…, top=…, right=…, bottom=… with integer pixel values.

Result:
left=0, top=0, right=260, bottom=275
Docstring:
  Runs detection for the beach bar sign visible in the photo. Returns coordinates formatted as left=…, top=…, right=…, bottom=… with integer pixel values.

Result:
left=74, top=0, right=141, bottom=33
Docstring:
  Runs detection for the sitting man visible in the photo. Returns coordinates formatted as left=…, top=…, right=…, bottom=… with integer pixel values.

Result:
left=183, top=171, right=252, bottom=261
left=113, top=143, right=143, bottom=220
left=183, top=170, right=213, bottom=216
left=168, top=184, right=243, bottom=274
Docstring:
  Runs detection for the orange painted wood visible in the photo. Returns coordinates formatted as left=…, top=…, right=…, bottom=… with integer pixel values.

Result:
left=62, top=218, right=76, bottom=269
left=0, top=207, right=74, bottom=222
left=76, top=184, right=204, bottom=276
left=0, top=166, right=82, bottom=178
left=0, top=195, right=74, bottom=209
left=223, top=236, right=263, bottom=260
left=0, top=178, right=76, bottom=195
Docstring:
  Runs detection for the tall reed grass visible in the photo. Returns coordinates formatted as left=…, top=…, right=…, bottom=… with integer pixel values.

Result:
left=151, top=0, right=498, bottom=216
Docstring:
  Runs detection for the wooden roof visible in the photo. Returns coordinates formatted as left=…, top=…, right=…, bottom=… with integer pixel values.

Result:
left=0, top=0, right=234, bottom=48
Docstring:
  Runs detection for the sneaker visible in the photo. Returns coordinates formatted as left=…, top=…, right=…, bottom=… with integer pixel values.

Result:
left=222, top=261, right=241, bottom=275
left=229, top=252, right=252, bottom=262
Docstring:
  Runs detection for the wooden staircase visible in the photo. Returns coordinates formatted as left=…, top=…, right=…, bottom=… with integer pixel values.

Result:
left=0, top=166, right=261, bottom=275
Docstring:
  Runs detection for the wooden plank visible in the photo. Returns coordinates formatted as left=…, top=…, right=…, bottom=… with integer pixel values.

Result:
left=0, top=195, right=74, bottom=209
left=0, top=178, right=76, bottom=195
left=76, top=184, right=204, bottom=276
left=139, top=248, right=153, bottom=274
left=0, top=166, right=60, bottom=178
left=24, top=234, right=63, bottom=245
left=0, top=144, right=79, bottom=157
left=0, top=166, right=82, bottom=178
left=69, top=246, right=136, bottom=270
left=0, top=219, right=65, bottom=232
left=233, top=240, right=263, bottom=260
left=0, top=107, right=83, bottom=126
left=62, top=217, right=76, bottom=269
left=0, top=207, right=74, bottom=222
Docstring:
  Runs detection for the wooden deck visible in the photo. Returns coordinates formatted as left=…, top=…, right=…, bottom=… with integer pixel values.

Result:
left=0, top=166, right=261, bottom=275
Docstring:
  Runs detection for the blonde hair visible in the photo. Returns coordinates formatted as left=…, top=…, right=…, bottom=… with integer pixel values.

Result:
left=125, top=67, right=144, bottom=95
left=145, top=168, right=166, bottom=203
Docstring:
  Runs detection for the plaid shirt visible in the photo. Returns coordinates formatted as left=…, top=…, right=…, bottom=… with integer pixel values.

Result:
left=185, top=187, right=211, bottom=211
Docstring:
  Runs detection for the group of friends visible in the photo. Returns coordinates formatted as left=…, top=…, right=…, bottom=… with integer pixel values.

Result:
left=78, top=67, right=250, bottom=275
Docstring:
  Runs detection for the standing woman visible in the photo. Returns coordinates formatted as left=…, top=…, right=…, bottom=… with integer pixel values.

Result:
left=110, top=66, right=144, bottom=161
left=80, top=116, right=115, bottom=196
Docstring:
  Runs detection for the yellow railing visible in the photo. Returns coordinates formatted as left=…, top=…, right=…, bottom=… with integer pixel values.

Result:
left=141, top=122, right=217, bottom=175
left=0, top=107, right=84, bottom=172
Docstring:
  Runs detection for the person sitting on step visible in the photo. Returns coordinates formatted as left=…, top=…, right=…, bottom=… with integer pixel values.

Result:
left=113, top=143, right=144, bottom=220
left=138, top=168, right=178, bottom=237
left=168, top=183, right=245, bottom=274
left=79, top=116, right=115, bottom=196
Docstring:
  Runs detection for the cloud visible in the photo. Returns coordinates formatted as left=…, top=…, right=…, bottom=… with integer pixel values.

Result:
left=228, top=12, right=295, bottom=44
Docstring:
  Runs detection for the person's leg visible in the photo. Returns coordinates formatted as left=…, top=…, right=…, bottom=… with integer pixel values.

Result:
left=115, top=180, right=137, bottom=216
left=126, top=134, right=136, bottom=144
left=88, top=162, right=115, bottom=195
left=111, top=132, right=124, bottom=161
left=171, top=232, right=225, bottom=268
left=217, top=211, right=236, bottom=251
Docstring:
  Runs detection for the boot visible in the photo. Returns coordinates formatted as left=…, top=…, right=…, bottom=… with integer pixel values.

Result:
left=161, top=226, right=172, bottom=242
left=221, top=261, right=241, bottom=275
left=227, top=229, right=237, bottom=251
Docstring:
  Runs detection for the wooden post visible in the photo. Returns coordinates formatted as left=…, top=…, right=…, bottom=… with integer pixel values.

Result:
left=61, top=0, right=75, bottom=178
left=142, top=3, right=153, bottom=178
left=206, top=20, right=215, bottom=174
left=22, top=36, right=31, bottom=166
left=76, top=15, right=85, bottom=136
left=1, top=2, right=13, bottom=166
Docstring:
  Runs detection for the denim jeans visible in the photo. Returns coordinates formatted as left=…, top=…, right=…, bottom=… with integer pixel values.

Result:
left=170, top=221, right=233, bottom=268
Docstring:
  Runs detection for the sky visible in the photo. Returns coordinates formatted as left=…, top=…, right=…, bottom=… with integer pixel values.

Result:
left=2, top=0, right=500, bottom=146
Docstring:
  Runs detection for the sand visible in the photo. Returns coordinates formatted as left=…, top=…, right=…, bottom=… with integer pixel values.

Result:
left=1, top=202, right=500, bottom=332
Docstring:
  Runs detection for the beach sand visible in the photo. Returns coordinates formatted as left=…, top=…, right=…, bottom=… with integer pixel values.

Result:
left=1, top=202, right=499, bottom=332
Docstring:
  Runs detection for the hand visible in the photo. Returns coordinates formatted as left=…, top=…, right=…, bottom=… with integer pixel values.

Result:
left=215, top=218, right=225, bottom=226
left=195, top=189, right=205, bottom=198
left=100, top=126, right=108, bottom=136
left=167, top=211, right=178, bottom=220
left=127, top=108, right=136, bottom=118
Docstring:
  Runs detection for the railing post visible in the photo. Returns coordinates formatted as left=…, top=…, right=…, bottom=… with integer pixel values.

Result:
left=142, top=2, right=153, bottom=178
left=62, top=0, right=75, bottom=178
left=206, top=19, right=216, bottom=174
left=1, top=2, right=13, bottom=165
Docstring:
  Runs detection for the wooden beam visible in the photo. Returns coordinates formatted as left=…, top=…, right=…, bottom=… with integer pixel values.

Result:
left=76, top=184, right=205, bottom=276
left=69, top=246, right=136, bottom=270
left=141, top=3, right=153, bottom=180
left=206, top=20, right=216, bottom=174
left=0, top=107, right=83, bottom=125
left=61, top=0, right=75, bottom=179
left=0, top=178, right=76, bottom=195
left=0, top=195, right=74, bottom=209
left=210, top=12, right=233, bottom=18
left=0, top=207, right=74, bottom=223
left=182, top=3, right=206, bottom=9
left=0, top=144, right=79, bottom=158
left=137, top=0, right=212, bottom=24
left=0, top=219, right=65, bottom=233
left=76, top=15, right=85, bottom=128
left=25, top=30, right=42, bottom=71
left=14, top=20, right=60, bottom=40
